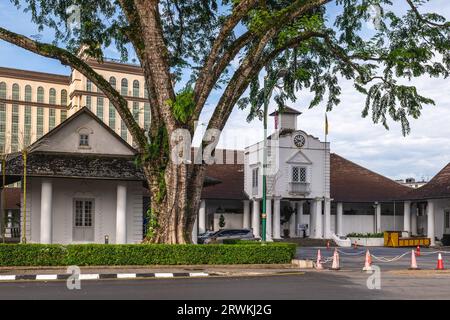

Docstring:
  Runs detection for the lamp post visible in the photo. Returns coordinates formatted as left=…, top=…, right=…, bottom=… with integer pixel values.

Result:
left=261, top=69, right=287, bottom=242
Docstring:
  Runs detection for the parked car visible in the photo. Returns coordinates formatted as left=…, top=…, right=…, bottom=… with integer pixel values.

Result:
left=202, top=229, right=258, bottom=244
left=197, top=230, right=216, bottom=244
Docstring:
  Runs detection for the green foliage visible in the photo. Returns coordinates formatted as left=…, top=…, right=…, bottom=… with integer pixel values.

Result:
left=219, top=214, right=226, bottom=228
left=347, top=232, right=384, bottom=238
left=167, top=87, right=196, bottom=124
left=0, top=243, right=296, bottom=266
left=9, top=0, right=450, bottom=136
left=145, top=208, right=160, bottom=240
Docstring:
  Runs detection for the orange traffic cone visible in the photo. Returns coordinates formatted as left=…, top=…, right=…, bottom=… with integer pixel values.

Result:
left=436, top=253, right=445, bottom=270
left=409, top=250, right=419, bottom=270
left=362, top=249, right=372, bottom=271
left=415, top=245, right=421, bottom=257
left=331, top=249, right=340, bottom=270
left=315, top=249, right=323, bottom=270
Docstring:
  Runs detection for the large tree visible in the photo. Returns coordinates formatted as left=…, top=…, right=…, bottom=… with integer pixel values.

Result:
left=1, top=0, right=448, bottom=243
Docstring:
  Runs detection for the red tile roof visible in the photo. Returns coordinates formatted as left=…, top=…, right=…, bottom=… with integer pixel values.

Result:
left=201, top=150, right=246, bottom=200
left=407, top=163, right=450, bottom=200
left=330, top=153, right=411, bottom=203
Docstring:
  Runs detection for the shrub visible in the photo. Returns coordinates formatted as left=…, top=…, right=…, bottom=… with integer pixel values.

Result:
left=0, top=243, right=296, bottom=266
left=347, top=232, right=384, bottom=238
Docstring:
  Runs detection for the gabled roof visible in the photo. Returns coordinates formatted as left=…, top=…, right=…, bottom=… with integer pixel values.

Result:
left=407, top=163, right=450, bottom=200
left=28, top=107, right=138, bottom=155
left=330, top=153, right=411, bottom=202
left=269, top=106, right=302, bottom=116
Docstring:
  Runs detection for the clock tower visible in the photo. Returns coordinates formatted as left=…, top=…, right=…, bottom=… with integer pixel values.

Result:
left=269, top=106, right=302, bottom=131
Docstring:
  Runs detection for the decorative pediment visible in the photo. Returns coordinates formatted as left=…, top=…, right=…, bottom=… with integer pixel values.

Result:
left=286, top=150, right=313, bottom=165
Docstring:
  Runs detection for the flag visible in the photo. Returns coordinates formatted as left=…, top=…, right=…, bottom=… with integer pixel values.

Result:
left=325, top=113, right=329, bottom=136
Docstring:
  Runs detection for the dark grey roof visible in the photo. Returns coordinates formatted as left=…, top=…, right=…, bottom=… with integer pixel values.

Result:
left=269, top=106, right=302, bottom=116
left=5, top=152, right=145, bottom=181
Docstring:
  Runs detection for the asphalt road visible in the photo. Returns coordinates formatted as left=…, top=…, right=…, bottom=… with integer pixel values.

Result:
left=296, top=246, right=450, bottom=271
left=0, top=272, right=450, bottom=300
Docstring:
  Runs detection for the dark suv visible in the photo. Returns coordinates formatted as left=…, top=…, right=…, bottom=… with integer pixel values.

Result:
left=203, top=229, right=257, bottom=244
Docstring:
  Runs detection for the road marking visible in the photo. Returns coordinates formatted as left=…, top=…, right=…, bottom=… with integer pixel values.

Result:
left=154, top=273, right=174, bottom=278
left=189, top=272, right=209, bottom=277
left=79, top=274, right=100, bottom=280
left=117, top=273, right=137, bottom=279
left=36, top=275, right=58, bottom=280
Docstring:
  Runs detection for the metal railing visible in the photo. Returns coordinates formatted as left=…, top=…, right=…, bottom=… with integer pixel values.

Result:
left=289, top=182, right=311, bottom=194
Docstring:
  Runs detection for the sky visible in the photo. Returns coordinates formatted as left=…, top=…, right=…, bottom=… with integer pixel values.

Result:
left=0, top=1, right=449, bottom=182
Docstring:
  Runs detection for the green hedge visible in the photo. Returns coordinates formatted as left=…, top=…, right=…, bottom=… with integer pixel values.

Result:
left=0, top=243, right=296, bottom=266
left=347, top=232, right=384, bottom=238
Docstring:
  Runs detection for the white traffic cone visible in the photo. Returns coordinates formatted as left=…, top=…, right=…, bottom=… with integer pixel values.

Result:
left=315, top=249, right=323, bottom=270
left=331, top=248, right=340, bottom=270
left=409, top=249, right=419, bottom=270
left=362, top=249, right=373, bottom=271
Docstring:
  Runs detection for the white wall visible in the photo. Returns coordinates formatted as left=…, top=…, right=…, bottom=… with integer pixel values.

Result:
left=34, top=112, right=135, bottom=156
left=21, top=177, right=142, bottom=244
left=244, top=129, right=329, bottom=200
left=429, top=199, right=450, bottom=239
left=213, top=213, right=243, bottom=231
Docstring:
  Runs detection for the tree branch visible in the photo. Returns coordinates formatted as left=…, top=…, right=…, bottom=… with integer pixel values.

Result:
left=406, top=0, right=450, bottom=28
left=193, top=0, right=333, bottom=124
left=0, top=26, right=148, bottom=151
left=194, top=0, right=259, bottom=109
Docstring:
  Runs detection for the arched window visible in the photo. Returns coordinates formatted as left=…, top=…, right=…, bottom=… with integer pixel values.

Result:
left=37, top=87, right=45, bottom=103
left=133, top=80, right=140, bottom=97
left=12, top=84, right=20, bottom=100
left=25, top=85, right=32, bottom=102
left=109, top=77, right=116, bottom=89
left=60, top=89, right=68, bottom=106
left=49, top=88, right=57, bottom=104
left=0, top=82, right=6, bottom=99
left=121, top=78, right=128, bottom=96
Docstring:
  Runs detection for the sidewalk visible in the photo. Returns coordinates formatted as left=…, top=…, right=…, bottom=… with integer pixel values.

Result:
left=0, top=264, right=306, bottom=282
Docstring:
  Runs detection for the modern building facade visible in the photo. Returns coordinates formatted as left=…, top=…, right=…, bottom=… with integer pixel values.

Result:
left=0, top=59, right=151, bottom=155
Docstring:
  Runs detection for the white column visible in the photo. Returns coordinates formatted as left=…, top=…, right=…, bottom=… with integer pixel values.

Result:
left=323, top=199, right=331, bottom=238
left=5, top=210, right=13, bottom=238
left=273, top=198, right=281, bottom=239
left=289, top=202, right=296, bottom=238
left=191, top=215, right=198, bottom=244
left=411, top=203, right=418, bottom=236
left=252, top=199, right=260, bottom=238
left=198, top=200, right=206, bottom=234
left=40, top=179, right=53, bottom=244
left=243, top=200, right=250, bottom=229
left=116, top=182, right=127, bottom=244
left=403, top=201, right=411, bottom=234
left=297, top=201, right=304, bottom=237
left=336, top=202, right=343, bottom=236
left=265, top=199, right=272, bottom=241
left=309, top=201, right=315, bottom=238
left=312, top=199, right=323, bottom=239
left=427, top=200, right=435, bottom=246
left=375, top=203, right=381, bottom=233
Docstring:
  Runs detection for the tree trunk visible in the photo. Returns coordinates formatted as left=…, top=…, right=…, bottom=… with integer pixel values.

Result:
left=143, top=160, right=206, bottom=244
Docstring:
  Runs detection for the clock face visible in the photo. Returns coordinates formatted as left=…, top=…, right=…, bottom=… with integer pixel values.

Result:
left=293, top=134, right=306, bottom=148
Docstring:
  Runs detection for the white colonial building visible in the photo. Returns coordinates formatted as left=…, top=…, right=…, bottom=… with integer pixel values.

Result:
left=4, top=108, right=145, bottom=244
left=243, top=107, right=331, bottom=241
